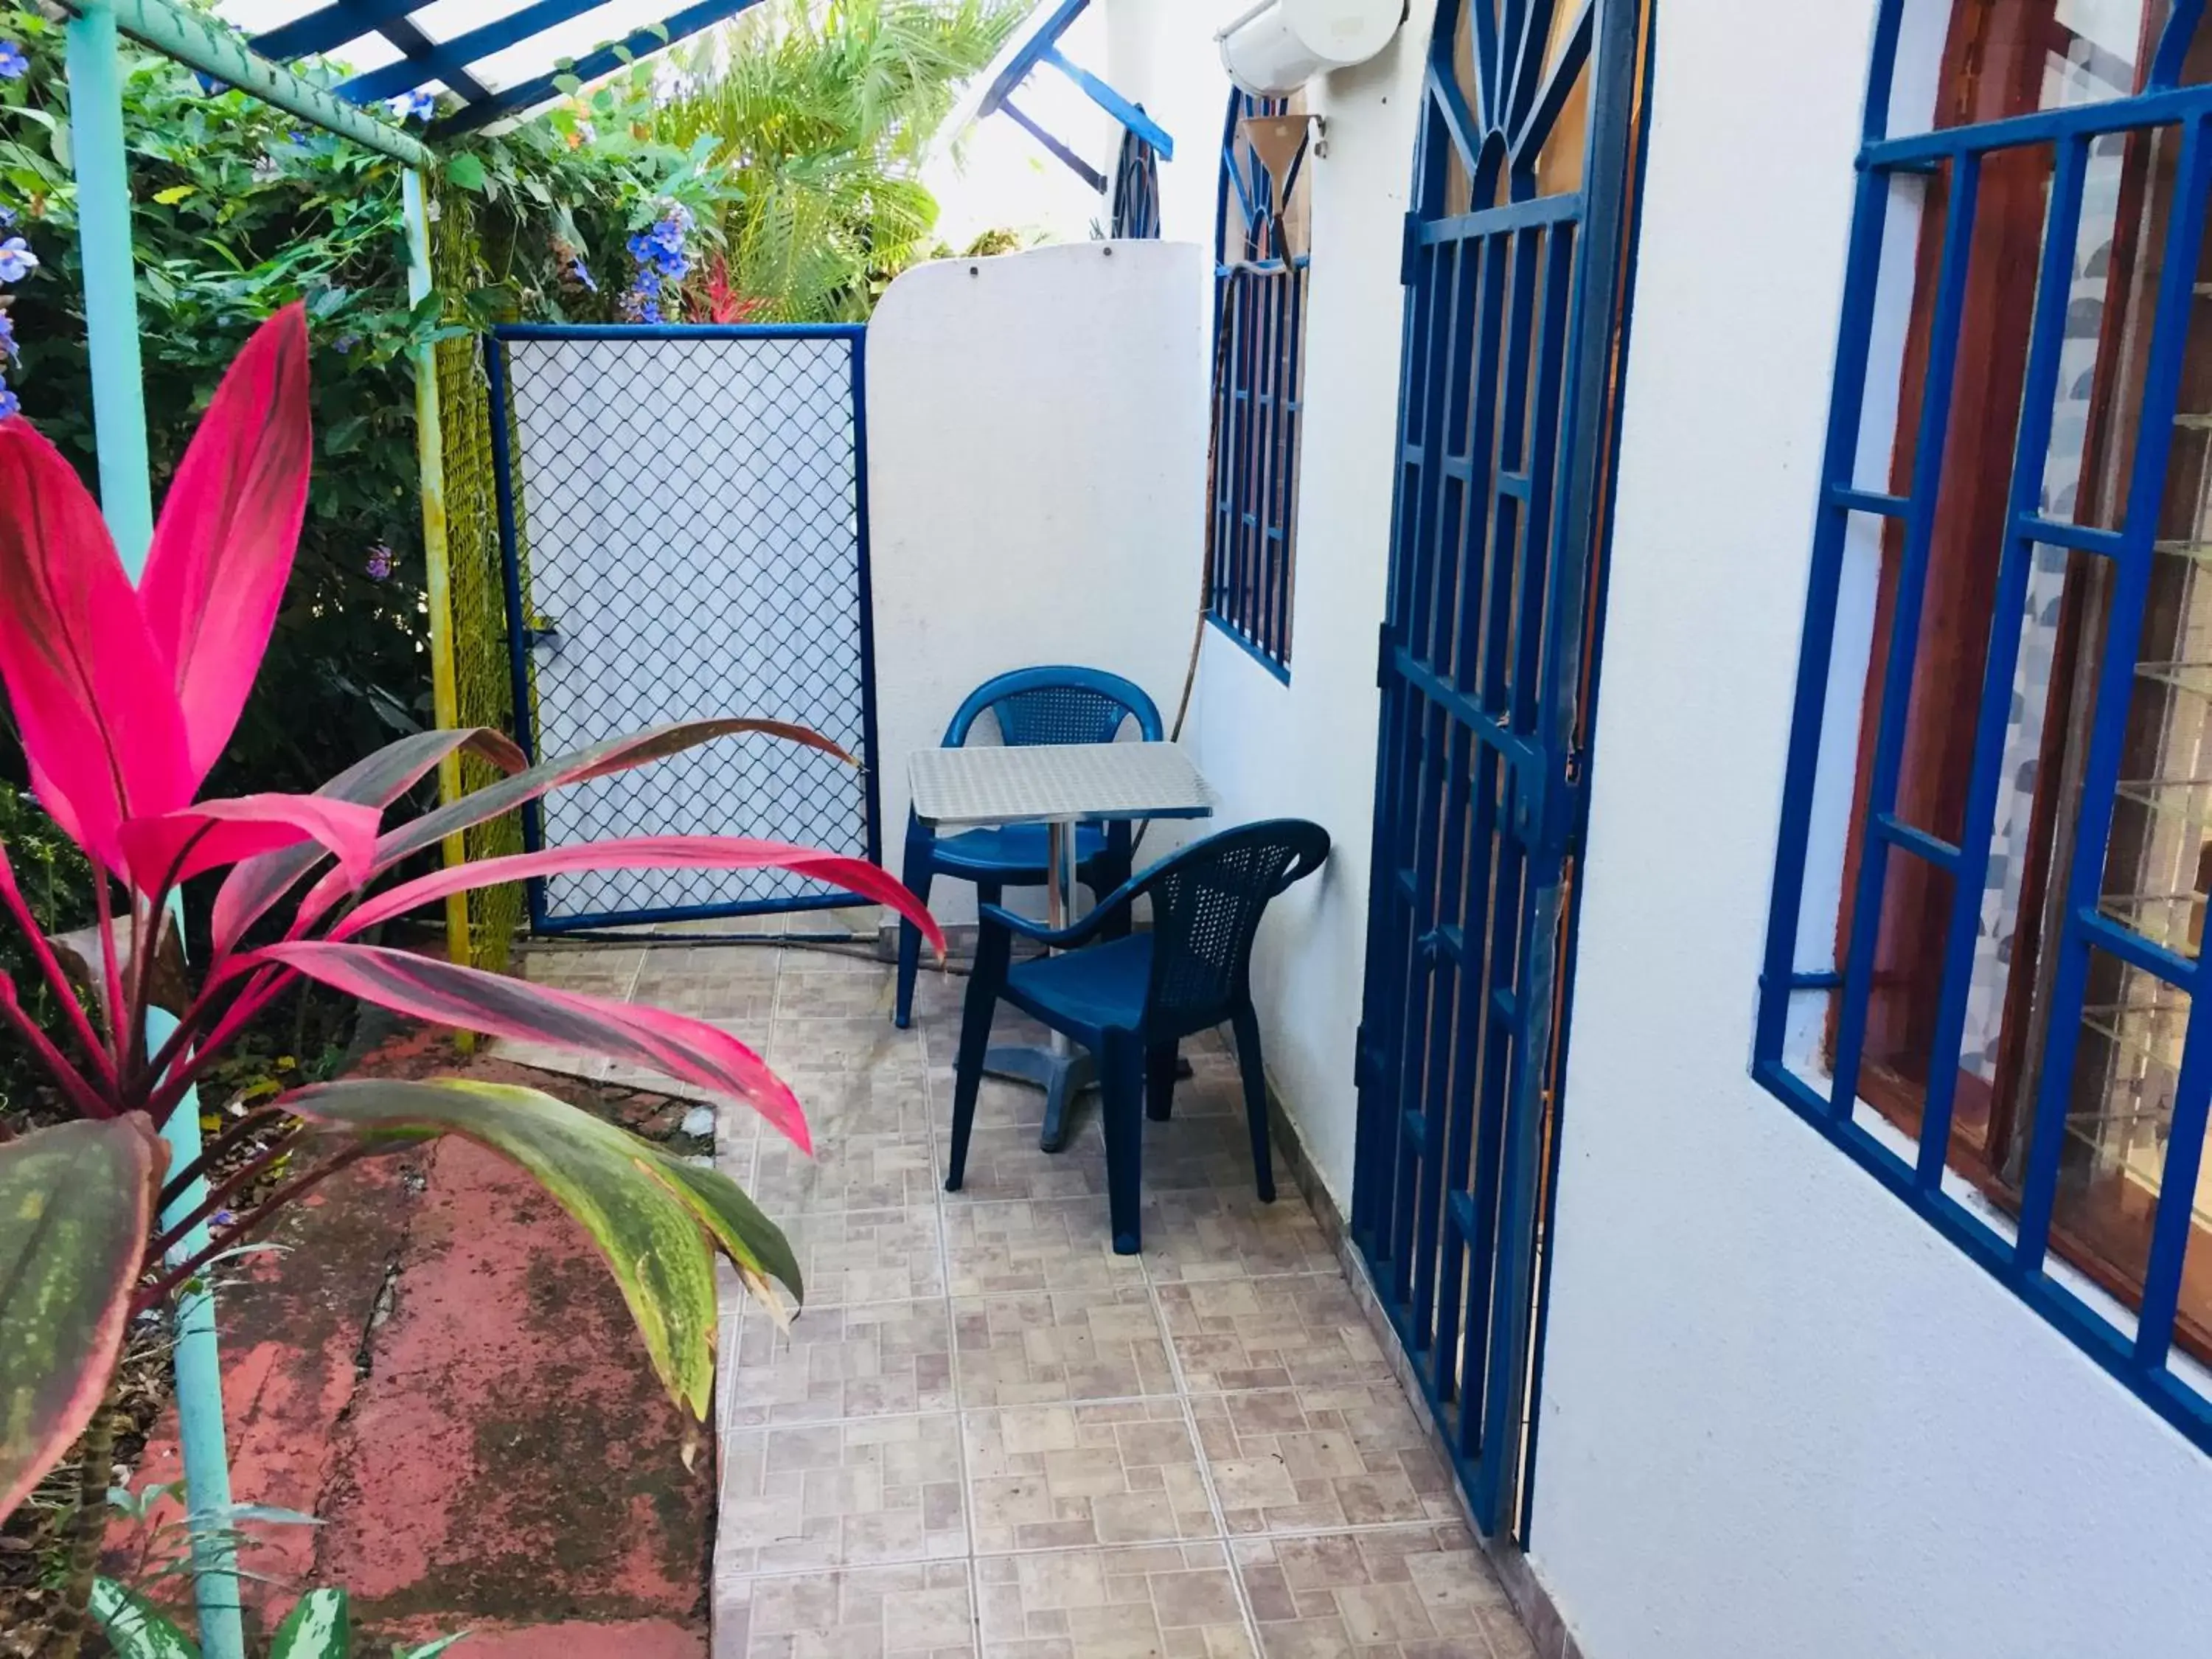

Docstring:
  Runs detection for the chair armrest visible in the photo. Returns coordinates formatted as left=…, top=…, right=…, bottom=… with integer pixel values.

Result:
left=977, top=891, right=1123, bottom=951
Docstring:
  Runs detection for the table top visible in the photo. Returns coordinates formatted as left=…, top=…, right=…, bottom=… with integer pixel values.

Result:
left=908, top=742, right=1216, bottom=827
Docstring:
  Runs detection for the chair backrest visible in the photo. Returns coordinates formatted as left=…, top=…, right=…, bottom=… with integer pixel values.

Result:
left=1137, top=819, right=1330, bottom=1025
left=943, top=665, right=1164, bottom=749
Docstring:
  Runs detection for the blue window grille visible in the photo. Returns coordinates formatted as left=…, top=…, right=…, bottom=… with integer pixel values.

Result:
left=1111, top=119, right=1161, bottom=238
left=1206, top=91, right=1312, bottom=675
left=1759, top=0, right=2212, bottom=1453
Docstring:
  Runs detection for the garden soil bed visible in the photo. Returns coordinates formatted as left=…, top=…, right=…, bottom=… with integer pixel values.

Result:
left=80, top=1018, right=717, bottom=1657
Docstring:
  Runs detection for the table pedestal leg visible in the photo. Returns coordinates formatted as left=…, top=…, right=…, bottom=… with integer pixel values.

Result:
left=978, top=818, right=1093, bottom=1155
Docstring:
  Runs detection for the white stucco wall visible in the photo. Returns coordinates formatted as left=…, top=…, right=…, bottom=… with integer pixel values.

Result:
left=1103, top=0, right=1436, bottom=1211
left=865, top=240, right=1210, bottom=921
left=1528, top=4, right=2212, bottom=1658
left=1097, top=2, right=2212, bottom=1657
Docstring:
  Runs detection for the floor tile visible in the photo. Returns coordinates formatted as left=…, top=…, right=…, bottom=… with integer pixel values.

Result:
left=632, top=965, right=779, bottom=1023
left=936, top=1124, right=1108, bottom=1205
left=520, top=945, right=644, bottom=995
left=1231, top=1526, right=1506, bottom=1658
left=779, top=1059, right=936, bottom=1142
left=944, top=1201, right=1147, bottom=1298
left=717, top=1415, right=968, bottom=1575
left=714, top=1562, right=977, bottom=1658
left=952, top=1287, right=1175, bottom=1408
left=1189, top=1386, right=1461, bottom=1536
left=1154, top=1276, right=1395, bottom=1394
left=963, top=1402, right=1217, bottom=1554
left=754, top=1128, right=943, bottom=1214
left=770, top=1010, right=917, bottom=1072
left=976, top=1543, right=1254, bottom=1658
left=724, top=1298, right=956, bottom=1426
left=785, top=1204, right=947, bottom=1306
left=1138, top=1189, right=1338, bottom=1282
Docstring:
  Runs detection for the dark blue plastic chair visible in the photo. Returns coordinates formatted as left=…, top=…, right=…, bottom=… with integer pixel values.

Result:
left=894, top=666, right=1164, bottom=1028
left=945, top=818, right=1330, bottom=1253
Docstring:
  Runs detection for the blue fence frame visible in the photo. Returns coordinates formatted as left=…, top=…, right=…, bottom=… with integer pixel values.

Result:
left=1207, top=91, right=1312, bottom=675
left=485, top=321, right=882, bottom=933
left=1756, top=0, right=2212, bottom=1455
left=1349, top=0, right=1645, bottom=1541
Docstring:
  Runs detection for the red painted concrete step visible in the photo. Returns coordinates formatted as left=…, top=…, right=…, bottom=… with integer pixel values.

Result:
left=112, top=1048, right=712, bottom=1653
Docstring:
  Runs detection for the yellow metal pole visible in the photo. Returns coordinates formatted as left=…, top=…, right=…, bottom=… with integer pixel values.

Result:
left=403, top=169, right=472, bottom=972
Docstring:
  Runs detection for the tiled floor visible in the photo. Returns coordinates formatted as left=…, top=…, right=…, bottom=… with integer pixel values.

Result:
left=517, top=939, right=1526, bottom=1659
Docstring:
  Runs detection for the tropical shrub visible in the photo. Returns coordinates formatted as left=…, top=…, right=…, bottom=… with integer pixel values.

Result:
left=95, top=1579, right=462, bottom=1658
left=0, top=310, right=943, bottom=1543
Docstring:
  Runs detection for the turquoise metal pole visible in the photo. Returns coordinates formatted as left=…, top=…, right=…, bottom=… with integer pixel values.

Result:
left=66, top=7, right=246, bottom=1655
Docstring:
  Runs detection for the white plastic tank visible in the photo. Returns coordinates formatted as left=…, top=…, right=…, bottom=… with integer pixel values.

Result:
left=1217, top=0, right=1404, bottom=97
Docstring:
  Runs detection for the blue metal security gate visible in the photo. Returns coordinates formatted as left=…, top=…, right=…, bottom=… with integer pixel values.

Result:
left=1350, top=0, right=1646, bottom=1539
left=487, top=322, right=880, bottom=932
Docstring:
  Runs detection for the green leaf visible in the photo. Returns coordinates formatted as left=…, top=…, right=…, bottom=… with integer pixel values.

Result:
left=397, top=1635, right=470, bottom=1659
left=282, top=1079, right=794, bottom=1418
left=152, top=184, right=196, bottom=205
left=0, top=1121, right=162, bottom=1523
left=444, top=153, right=489, bottom=193
left=552, top=73, right=583, bottom=96
left=271, top=1587, right=349, bottom=1658
left=89, top=1578, right=201, bottom=1659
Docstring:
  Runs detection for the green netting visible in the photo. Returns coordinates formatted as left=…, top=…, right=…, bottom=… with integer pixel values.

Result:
left=431, top=180, right=527, bottom=973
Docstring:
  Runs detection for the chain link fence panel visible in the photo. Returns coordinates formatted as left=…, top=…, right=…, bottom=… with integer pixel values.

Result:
left=490, top=325, right=878, bottom=928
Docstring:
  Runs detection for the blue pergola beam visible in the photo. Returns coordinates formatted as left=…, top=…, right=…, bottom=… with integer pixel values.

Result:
left=376, top=13, right=490, bottom=101
left=975, top=0, right=1171, bottom=189
left=999, top=96, right=1105, bottom=192
left=252, top=0, right=428, bottom=62
left=1040, top=44, right=1171, bottom=158
left=341, top=0, right=611, bottom=101
left=431, top=0, right=765, bottom=133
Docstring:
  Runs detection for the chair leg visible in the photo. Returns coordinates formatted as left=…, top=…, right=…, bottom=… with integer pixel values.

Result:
left=1102, top=1033, right=1146, bottom=1254
left=1228, top=1006, right=1275, bottom=1203
left=1145, top=1043, right=1178, bottom=1122
left=894, top=849, right=935, bottom=1030
left=946, top=929, right=1008, bottom=1192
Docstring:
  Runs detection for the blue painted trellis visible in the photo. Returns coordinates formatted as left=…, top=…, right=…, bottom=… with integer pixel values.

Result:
left=1756, top=0, right=2212, bottom=1457
left=974, top=0, right=1172, bottom=195
left=1349, top=0, right=1646, bottom=1540
left=1110, top=120, right=1161, bottom=238
left=1206, top=90, right=1310, bottom=672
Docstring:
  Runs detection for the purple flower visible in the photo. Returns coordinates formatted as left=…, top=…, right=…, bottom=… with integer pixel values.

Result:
left=0, top=312, right=15, bottom=360
left=0, top=41, right=27, bottom=80
left=0, top=206, right=13, bottom=226
left=0, top=386, right=18, bottom=420
left=389, top=89, right=437, bottom=122
left=0, top=237, right=36, bottom=284
left=365, top=543, right=395, bottom=581
left=332, top=332, right=361, bottom=355
left=570, top=257, right=596, bottom=292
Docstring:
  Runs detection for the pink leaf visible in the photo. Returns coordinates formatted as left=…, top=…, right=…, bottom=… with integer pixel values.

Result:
left=137, top=305, right=313, bottom=787
left=333, top=836, right=947, bottom=952
left=291, top=719, right=852, bottom=932
left=118, top=795, right=380, bottom=896
left=212, top=728, right=526, bottom=957
left=248, top=942, right=812, bottom=1150
left=0, top=419, right=194, bottom=872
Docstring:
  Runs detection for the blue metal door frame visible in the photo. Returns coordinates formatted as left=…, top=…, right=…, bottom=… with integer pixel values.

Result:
left=1350, top=0, right=1647, bottom=1540
left=486, top=321, right=881, bottom=933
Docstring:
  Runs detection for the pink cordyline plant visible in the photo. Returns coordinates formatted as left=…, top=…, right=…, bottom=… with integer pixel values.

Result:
left=0, top=305, right=945, bottom=1524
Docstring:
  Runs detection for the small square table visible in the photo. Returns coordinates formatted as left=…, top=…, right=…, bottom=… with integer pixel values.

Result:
left=908, top=741, right=1216, bottom=1152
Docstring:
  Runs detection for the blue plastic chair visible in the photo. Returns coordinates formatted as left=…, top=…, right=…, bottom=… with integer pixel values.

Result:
left=894, top=666, right=1164, bottom=1028
left=945, top=818, right=1330, bottom=1253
